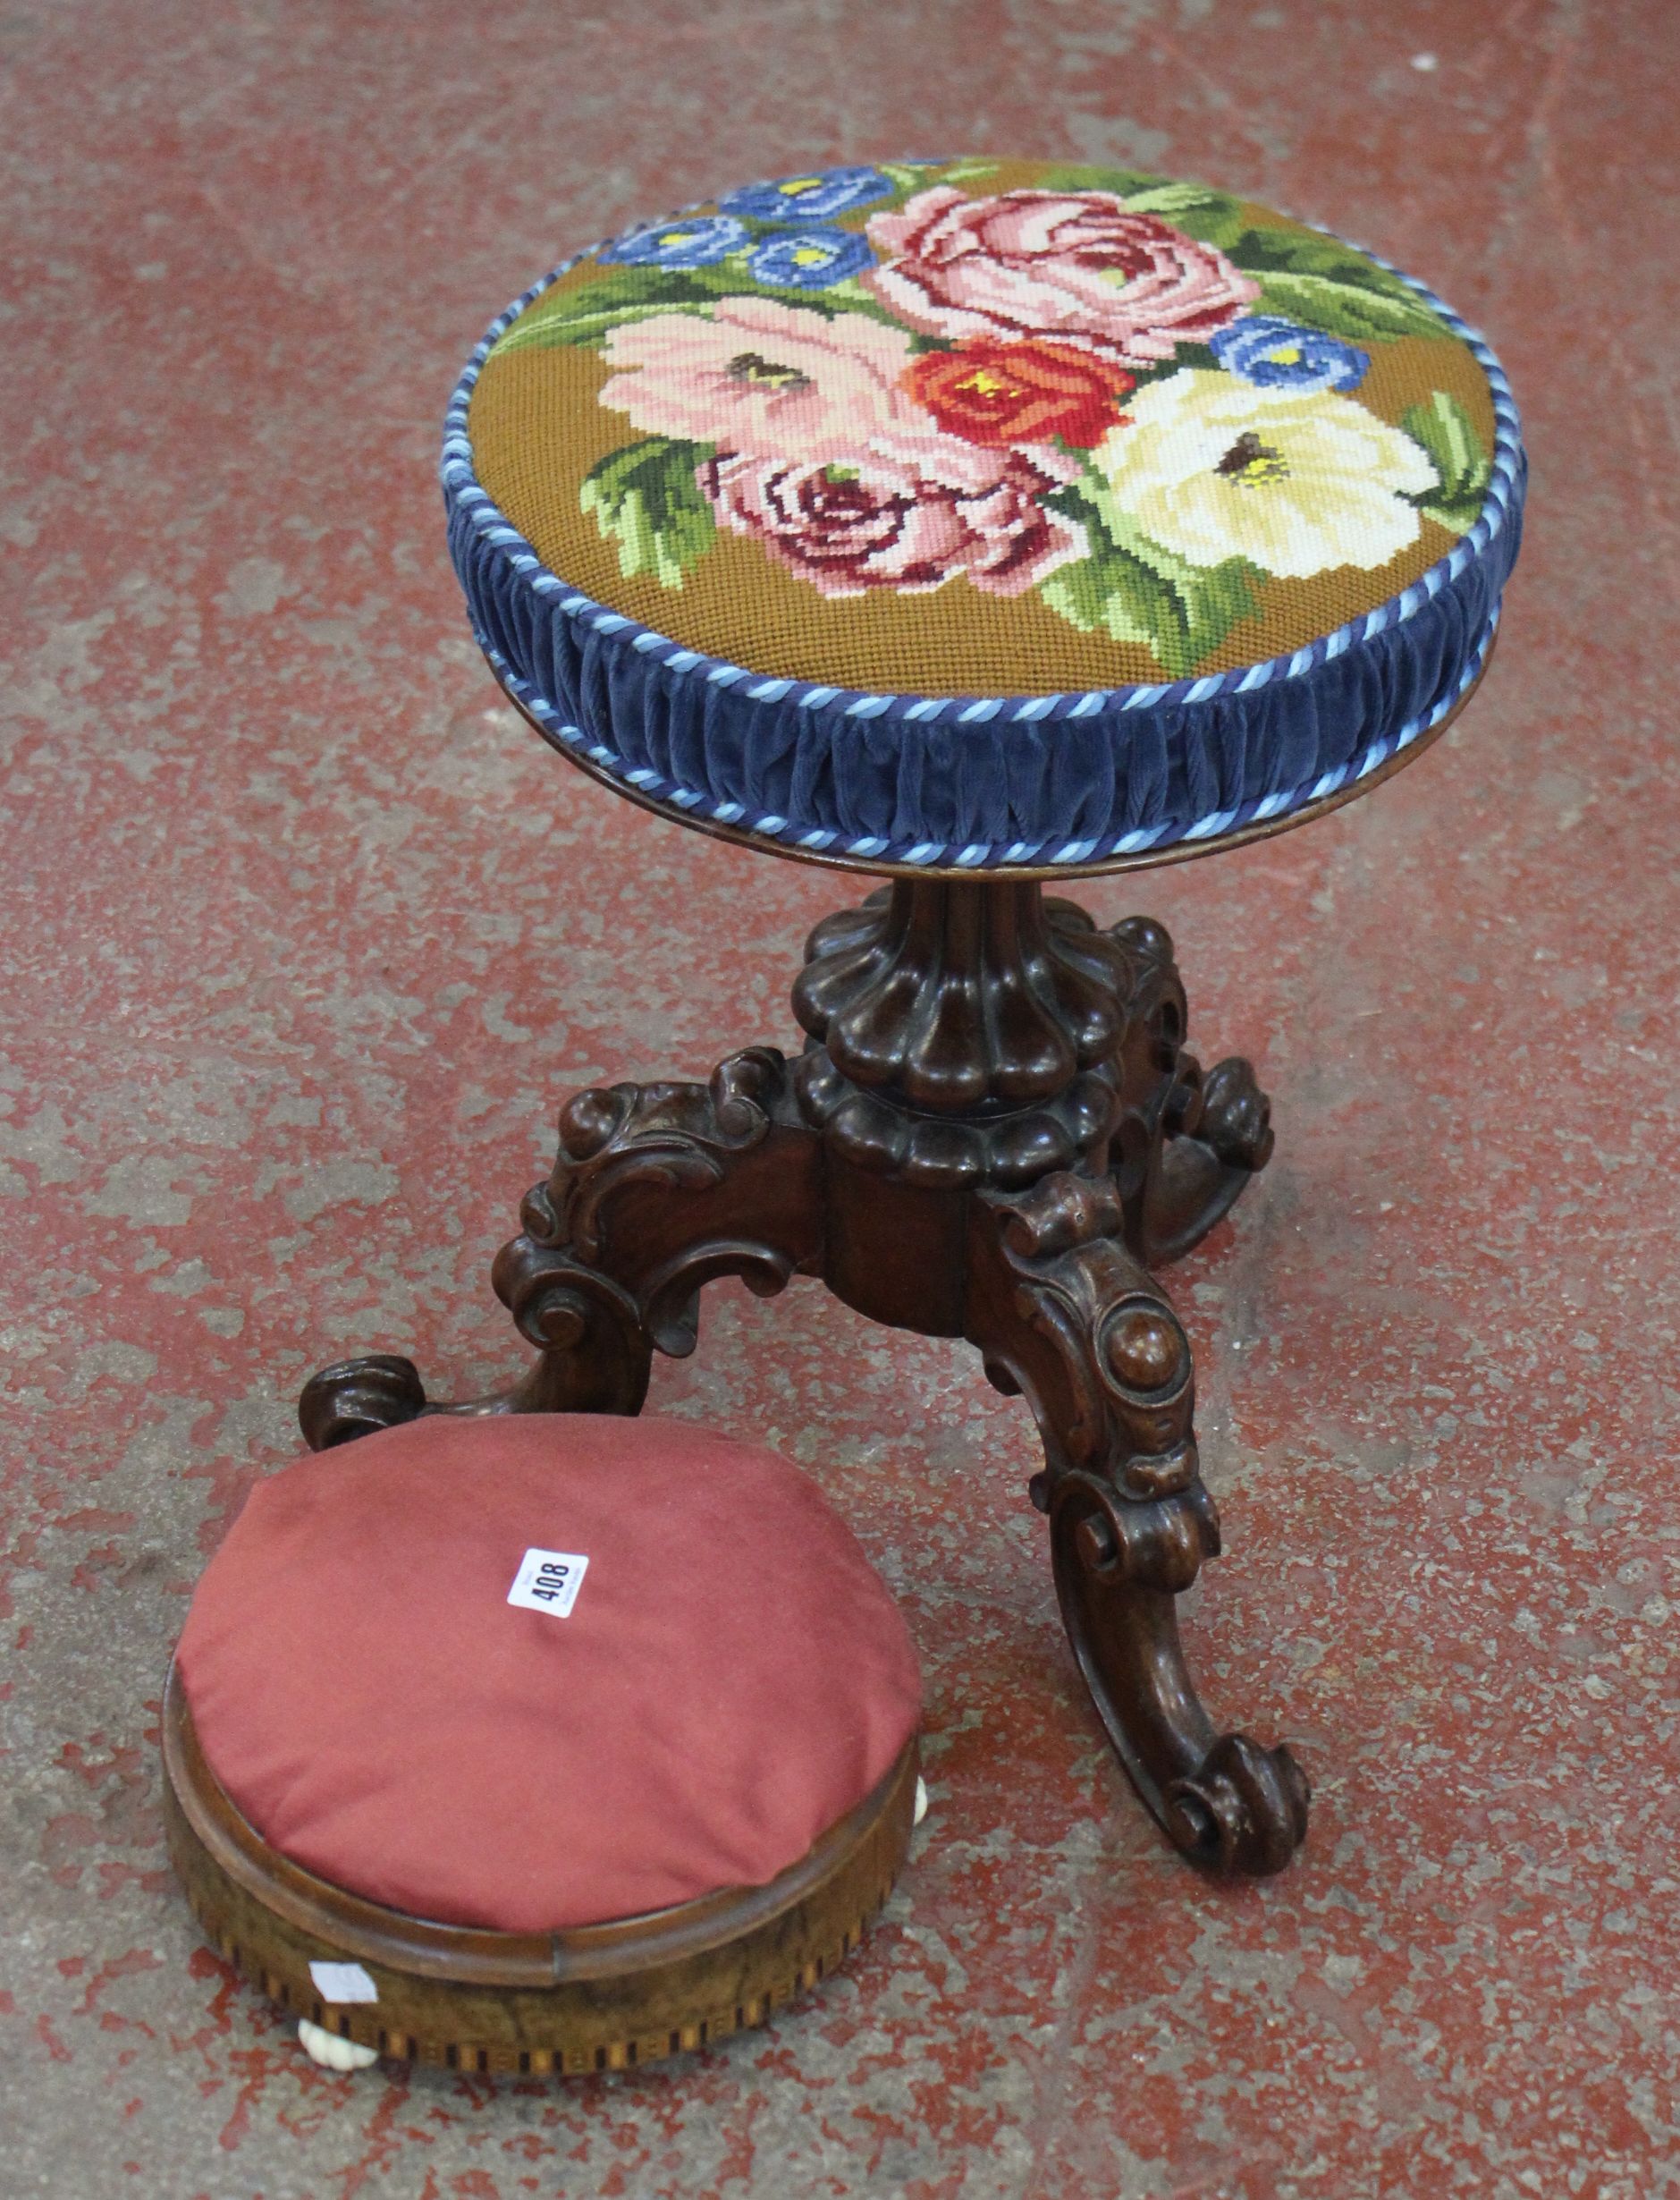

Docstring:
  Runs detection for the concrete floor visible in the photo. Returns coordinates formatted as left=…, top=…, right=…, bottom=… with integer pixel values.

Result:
left=4, top=1, right=1677, bottom=2194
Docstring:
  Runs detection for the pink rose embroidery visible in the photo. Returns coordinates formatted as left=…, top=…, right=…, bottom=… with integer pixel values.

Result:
left=599, top=296, right=931, bottom=463
left=702, top=443, right=1085, bottom=598
left=866, top=187, right=1259, bottom=366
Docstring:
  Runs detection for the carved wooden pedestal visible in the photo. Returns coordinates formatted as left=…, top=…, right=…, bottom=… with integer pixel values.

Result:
left=302, top=878, right=1309, bottom=1877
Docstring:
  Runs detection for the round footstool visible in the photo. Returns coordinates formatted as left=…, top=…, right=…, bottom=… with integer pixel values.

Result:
left=163, top=1414, right=923, bottom=2074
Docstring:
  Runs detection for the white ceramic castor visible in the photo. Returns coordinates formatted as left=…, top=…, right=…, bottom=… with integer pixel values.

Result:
left=914, top=1776, right=929, bottom=1826
left=298, top=2017, right=380, bottom=2071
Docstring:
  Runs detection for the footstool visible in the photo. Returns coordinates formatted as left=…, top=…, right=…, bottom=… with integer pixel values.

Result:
left=301, top=159, right=1525, bottom=1879
left=164, top=1414, right=923, bottom=2072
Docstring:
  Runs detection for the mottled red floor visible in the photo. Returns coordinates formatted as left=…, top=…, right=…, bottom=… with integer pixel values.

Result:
left=4, top=2, right=1677, bottom=2195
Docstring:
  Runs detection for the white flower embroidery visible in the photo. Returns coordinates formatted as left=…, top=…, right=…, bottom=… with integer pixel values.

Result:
left=1093, top=368, right=1439, bottom=578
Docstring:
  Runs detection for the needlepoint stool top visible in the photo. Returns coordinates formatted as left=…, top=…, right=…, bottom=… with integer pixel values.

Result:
left=444, top=158, right=1525, bottom=872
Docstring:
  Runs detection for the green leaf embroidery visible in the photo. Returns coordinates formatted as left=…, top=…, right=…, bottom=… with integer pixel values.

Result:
left=1228, top=225, right=1454, bottom=341
left=1037, top=165, right=1172, bottom=201
left=880, top=158, right=999, bottom=191
left=1227, top=225, right=1429, bottom=302
left=1251, top=268, right=1452, bottom=343
left=1401, top=390, right=1492, bottom=532
left=801, top=278, right=921, bottom=333
left=491, top=268, right=743, bottom=356
left=1119, top=181, right=1247, bottom=248
left=1042, top=475, right=1261, bottom=677
left=579, top=438, right=716, bottom=589
left=493, top=267, right=910, bottom=357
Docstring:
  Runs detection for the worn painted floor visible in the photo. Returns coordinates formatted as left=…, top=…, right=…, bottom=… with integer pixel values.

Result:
left=4, top=1, right=1677, bottom=2194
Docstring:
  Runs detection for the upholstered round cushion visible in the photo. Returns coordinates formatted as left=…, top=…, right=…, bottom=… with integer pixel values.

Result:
left=174, top=1414, right=921, bottom=1933
left=445, top=158, right=1524, bottom=869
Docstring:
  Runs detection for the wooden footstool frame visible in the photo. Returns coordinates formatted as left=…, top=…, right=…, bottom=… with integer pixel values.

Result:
left=163, top=1664, right=919, bottom=2074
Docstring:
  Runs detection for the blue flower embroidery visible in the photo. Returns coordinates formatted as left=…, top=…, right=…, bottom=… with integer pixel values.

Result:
left=747, top=228, right=875, bottom=289
left=1211, top=317, right=1370, bottom=393
left=600, top=215, right=749, bottom=269
left=719, top=166, right=893, bottom=223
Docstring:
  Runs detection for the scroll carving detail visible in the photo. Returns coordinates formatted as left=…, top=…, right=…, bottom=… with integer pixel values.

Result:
left=966, top=1167, right=1307, bottom=1874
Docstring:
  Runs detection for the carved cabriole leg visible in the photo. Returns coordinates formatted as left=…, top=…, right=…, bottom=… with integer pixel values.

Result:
left=299, top=1048, right=821, bottom=1449
left=964, top=1171, right=1308, bottom=1875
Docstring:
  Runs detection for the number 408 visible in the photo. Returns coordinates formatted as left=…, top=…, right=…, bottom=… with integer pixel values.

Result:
left=531, top=1560, right=572, bottom=1603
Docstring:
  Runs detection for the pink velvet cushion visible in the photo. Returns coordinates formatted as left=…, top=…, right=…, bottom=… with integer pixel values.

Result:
left=175, top=1414, right=921, bottom=1933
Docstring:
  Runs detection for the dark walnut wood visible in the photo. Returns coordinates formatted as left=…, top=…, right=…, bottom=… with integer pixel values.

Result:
left=298, top=877, right=1307, bottom=1879
left=161, top=1665, right=919, bottom=2075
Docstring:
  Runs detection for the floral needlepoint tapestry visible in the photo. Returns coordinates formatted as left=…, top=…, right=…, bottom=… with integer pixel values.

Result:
left=468, top=159, right=1504, bottom=696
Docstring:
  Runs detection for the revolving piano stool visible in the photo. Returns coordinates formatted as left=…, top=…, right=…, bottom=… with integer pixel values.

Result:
left=302, top=159, right=1525, bottom=1878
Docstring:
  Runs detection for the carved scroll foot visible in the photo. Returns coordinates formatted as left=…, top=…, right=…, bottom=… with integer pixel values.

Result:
left=298, top=1047, right=819, bottom=1452
left=1050, top=1475, right=1308, bottom=1874
left=1139, top=1054, right=1276, bottom=1268
left=297, top=1333, right=650, bottom=1453
left=1103, top=917, right=1276, bottom=1270
left=965, top=1170, right=1306, bottom=1876
left=299, top=1352, right=428, bottom=1451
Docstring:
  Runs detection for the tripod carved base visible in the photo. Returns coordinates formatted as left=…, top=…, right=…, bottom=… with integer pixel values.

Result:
left=300, top=882, right=1307, bottom=1877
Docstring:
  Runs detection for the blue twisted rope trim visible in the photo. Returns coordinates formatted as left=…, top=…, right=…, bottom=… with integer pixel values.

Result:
left=440, top=202, right=1524, bottom=867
